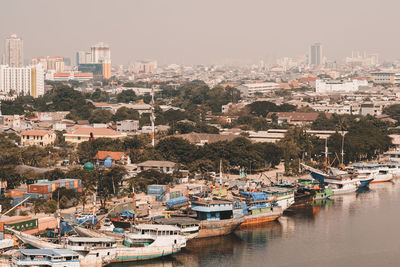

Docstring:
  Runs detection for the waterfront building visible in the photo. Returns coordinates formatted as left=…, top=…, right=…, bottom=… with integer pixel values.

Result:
left=3, top=34, right=23, bottom=67
left=0, top=64, right=44, bottom=98
left=136, top=160, right=176, bottom=174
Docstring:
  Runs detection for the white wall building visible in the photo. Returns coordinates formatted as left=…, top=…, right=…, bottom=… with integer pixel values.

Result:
left=0, top=64, right=44, bottom=98
left=237, top=82, right=280, bottom=97
left=316, top=79, right=368, bottom=94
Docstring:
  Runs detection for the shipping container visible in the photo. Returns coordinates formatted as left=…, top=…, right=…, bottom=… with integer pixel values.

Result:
left=28, top=184, right=49, bottom=194
left=74, top=180, right=79, bottom=188
left=9, top=189, right=27, bottom=198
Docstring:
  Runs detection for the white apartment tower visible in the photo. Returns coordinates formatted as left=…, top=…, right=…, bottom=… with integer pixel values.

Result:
left=0, top=64, right=44, bottom=98
left=309, top=43, right=323, bottom=66
left=4, top=34, right=24, bottom=67
left=91, top=42, right=111, bottom=63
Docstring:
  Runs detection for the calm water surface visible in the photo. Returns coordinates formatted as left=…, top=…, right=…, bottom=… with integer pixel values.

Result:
left=110, top=181, right=400, bottom=267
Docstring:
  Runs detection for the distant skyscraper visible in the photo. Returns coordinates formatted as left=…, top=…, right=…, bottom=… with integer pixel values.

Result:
left=76, top=51, right=92, bottom=65
left=91, top=42, right=111, bottom=64
left=4, top=34, right=24, bottom=67
left=309, top=43, right=323, bottom=66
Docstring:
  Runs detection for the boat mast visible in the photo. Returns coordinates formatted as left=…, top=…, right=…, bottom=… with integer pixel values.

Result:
left=219, top=159, right=223, bottom=198
left=324, top=138, right=329, bottom=172
left=341, top=131, right=345, bottom=166
left=151, top=86, right=155, bottom=147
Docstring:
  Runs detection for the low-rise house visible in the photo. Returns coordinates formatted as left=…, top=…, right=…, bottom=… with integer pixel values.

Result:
left=267, top=112, right=331, bottom=125
left=94, top=151, right=129, bottom=166
left=117, top=120, right=139, bottom=132
left=248, top=129, right=345, bottom=143
left=63, top=127, right=126, bottom=144
left=136, top=160, right=176, bottom=174
left=175, top=133, right=237, bottom=146
left=20, top=130, right=56, bottom=146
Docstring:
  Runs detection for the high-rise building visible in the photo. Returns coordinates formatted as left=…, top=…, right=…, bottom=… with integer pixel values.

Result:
left=0, top=64, right=44, bottom=97
left=77, top=42, right=111, bottom=79
left=76, top=51, right=92, bottom=65
left=309, top=43, right=323, bottom=66
left=91, top=42, right=111, bottom=64
left=4, top=34, right=24, bottom=67
left=31, top=56, right=48, bottom=71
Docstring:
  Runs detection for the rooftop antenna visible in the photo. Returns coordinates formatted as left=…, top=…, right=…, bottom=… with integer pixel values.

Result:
left=151, top=86, right=155, bottom=147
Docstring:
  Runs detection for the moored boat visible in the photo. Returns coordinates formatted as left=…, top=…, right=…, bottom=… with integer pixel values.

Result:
left=12, top=249, right=80, bottom=267
left=190, top=200, right=244, bottom=238
left=262, top=187, right=295, bottom=210
left=113, top=224, right=186, bottom=262
left=237, top=191, right=282, bottom=228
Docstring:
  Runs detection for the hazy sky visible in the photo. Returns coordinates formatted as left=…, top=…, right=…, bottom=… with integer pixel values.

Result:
left=1, top=0, right=400, bottom=65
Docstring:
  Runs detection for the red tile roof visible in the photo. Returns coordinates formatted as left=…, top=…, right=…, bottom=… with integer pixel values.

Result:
left=94, top=151, right=126, bottom=160
left=268, top=112, right=331, bottom=122
left=20, top=130, right=53, bottom=136
left=54, top=73, right=70, bottom=77
left=74, top=73, right=93, bottom=77
left=93, top=102, right=111, bottom=107
left=66, top=127, right=122, bottom=136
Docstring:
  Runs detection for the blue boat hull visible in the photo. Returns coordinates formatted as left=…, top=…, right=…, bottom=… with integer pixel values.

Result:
left=359, top=178, right=374, bottom=187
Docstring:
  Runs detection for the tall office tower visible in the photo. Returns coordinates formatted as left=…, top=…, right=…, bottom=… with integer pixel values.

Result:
left=309, top=43, right=323, bottom=66
left=0, top=64, right=44, bottom=98
left=90, top=42, right=111, bottom=79
left=91, top=42, right=111, bottom=63
left=4, top=34, right=24, bottom=67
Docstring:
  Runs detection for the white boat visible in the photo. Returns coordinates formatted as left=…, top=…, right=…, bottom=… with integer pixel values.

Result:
left=0, top=238, right=15, bottom=252
left=113, top=224, right=186, bottom=262
left=352, top=163, right=394, bottom=183
left=9, top=228, right=116, bottom=267
left=302, top=164, right=361, bottom=195
left=262, top=187, right=295, bottom=210
left=12, top=249, right=80, bottom=267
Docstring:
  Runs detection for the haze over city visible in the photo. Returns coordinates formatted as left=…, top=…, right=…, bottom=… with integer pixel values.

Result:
left=2, top=0, right=400, bottom=65
left=3, top=1, right=400, bottom=267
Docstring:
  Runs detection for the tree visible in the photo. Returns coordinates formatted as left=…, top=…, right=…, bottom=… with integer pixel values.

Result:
left=97, top=166, right=128, bottom=208
left=112, top=107, right=139, bottom=121
left=117, top=90, right=136, bottom=103
left=383, top=104, right=400, bottom=124
left=43, top=200, right=58, bottom=214
left=311, top=113, right=337, bottom=130
left=89, top=110, right=113, bottom=123
left=131, top=169, right=174, bottom=192
left=155, top=137, right=198, bottom=164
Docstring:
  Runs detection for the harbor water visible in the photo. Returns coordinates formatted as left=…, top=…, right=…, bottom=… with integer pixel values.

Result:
left=109, top=181, right=400, bottom=267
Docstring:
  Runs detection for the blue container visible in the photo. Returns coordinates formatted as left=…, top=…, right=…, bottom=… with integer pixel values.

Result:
left=166, top=196, right=187, bottom=209
left=113, top=228, right=124, bottom=233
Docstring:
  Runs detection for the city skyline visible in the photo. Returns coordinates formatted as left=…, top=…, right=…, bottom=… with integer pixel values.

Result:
left=2, top=0, right=399, bottom=65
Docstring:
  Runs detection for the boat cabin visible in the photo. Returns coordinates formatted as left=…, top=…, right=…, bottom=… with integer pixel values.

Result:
left=191, top=200, right=242, bottom=220
left=13, top=249, right=79, bottom=267
left=132, top=224, right=182, bottom=236
left=66, top=237, right=117, bottom=250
